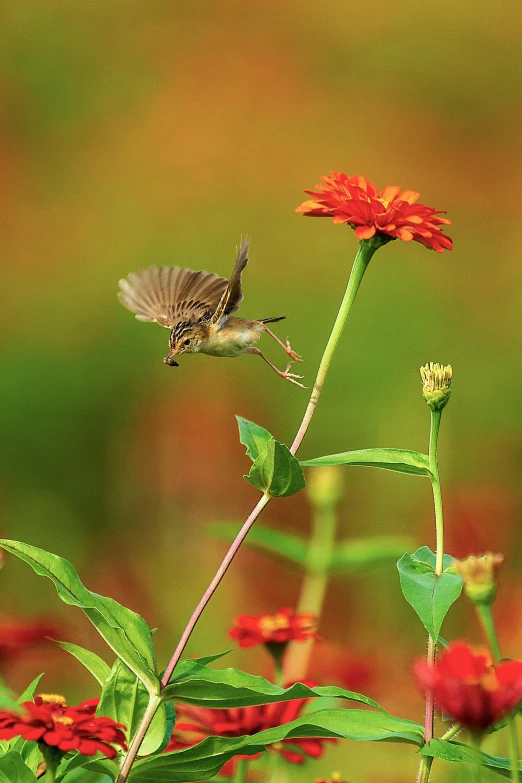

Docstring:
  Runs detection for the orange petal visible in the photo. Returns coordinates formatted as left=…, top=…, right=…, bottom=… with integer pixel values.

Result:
left=355, top=225, right=376, bottom=239
left=399, top=190, right=420, bottom=205
left=395, top=228, right=414, bottom=241
left=295, top=200, right=320, bottom=213
left=380, top=185, right=401, bottom=203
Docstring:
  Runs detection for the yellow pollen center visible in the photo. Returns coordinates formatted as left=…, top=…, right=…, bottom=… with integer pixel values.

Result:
left=258, top=614, right=291, bottom=637
left=37, top=694, right=67, bottom=707
left=54, top=716, right=73, bottom=726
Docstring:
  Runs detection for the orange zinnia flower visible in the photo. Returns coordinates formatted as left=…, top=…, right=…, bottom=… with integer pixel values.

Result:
left=414, top=641, right=522, bottom=730
left=296, top=173, right=452, bottom=253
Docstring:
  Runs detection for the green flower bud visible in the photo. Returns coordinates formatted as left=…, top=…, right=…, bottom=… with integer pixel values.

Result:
left=420, top=362, right=452, bottom=411
left=453, top=552, right=504, bottom=606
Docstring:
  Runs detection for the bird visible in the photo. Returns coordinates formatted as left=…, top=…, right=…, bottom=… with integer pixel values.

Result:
left=117, top=238, right=305, bottom=387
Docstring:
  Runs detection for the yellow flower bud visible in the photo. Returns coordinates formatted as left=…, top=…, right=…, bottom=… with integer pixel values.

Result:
left=453, top=552, right=504, bottom=605
left=420, top=362, right=452, bottom=411
left=307, top=466, right=343, bottom=508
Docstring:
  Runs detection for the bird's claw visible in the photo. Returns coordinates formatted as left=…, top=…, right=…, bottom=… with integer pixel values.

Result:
left=281, top=363, right=306, bottom=388
left=285, top=338, right=303, bottom=363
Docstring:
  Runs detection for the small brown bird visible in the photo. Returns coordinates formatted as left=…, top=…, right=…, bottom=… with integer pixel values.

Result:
left=117, top=239, right=304, bottom=386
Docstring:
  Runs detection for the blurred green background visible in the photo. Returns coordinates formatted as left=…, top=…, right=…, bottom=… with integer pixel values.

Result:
left=1, top=1, right=522, bottom=780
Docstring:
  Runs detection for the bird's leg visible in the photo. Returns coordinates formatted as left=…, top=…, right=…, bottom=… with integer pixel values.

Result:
left=262, top=326, right=303, bottom=363
left=247, top=348, right=306, bottom=388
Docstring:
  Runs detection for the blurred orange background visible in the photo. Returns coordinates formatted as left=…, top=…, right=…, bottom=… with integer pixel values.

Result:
left=1, top=1, right=522, bottom=780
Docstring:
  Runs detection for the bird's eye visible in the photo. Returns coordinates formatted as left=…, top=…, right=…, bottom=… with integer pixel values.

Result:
left=183, top=339, right=191, bottom=346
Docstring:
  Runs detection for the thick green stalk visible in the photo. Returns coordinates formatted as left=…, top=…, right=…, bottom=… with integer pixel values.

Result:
left=476, top=603, right=519, bottom=783
left=283, top=478, right=340, bottom=681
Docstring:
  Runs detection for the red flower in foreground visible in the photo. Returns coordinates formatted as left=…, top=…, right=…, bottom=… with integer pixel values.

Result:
left=228, top=608, right=318, bottom=649
left=0, top=695, right=127, bottom=758
left=414, top=641, right=522, bottom=730
left=296, top=173, right=452, bottom=253
left=166, top=684, right=334, bottom=772
left=0, top=615, right=61, bottom=666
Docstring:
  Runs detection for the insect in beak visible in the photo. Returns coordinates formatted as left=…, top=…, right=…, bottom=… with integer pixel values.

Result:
left=163, top=348, right=179, bottom=367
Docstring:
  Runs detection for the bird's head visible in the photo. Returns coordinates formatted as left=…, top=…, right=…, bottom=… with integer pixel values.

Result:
left=164, top=322, right=208, bottom=366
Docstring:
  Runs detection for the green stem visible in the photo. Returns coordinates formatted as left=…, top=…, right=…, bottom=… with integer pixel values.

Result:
left=476, top=603, right=502, bottom=661
left=476, top=603, right=519, bottom=783
left=233, top=759, right=247, bottom=783
left=290, top=237, right=384, bottom=455
left=283, top=483, right=339, bottom=681
left=40, top=747, right=61, bottom=782
left=429, top=409, right=444, bottom=577
left=417, top=408, right=445, bottom=783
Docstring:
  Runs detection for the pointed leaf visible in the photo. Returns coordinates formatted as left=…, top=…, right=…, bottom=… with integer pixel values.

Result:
left=0, top=540, right=157, bottom=692
left=209, top=523, right=308, bottom=567
left=245, top=439, right=306, bottom=498
left=128, top=709, right=423, bottom=781
left=328, top=536, right=416, bottom=573
left=17, top=675, right=45, bottom=705
left=397, top=548, right=463, bottom=640
left=421, top=738, right=522, bottom=778
left=0, top=679, right=22, bottom=713
left=55, top=640, right=111, bottom=686
left=163, top=662, right=381, bottom=710
left=236, top=417, right=273, bottom=461
left=0, top=752, right=36, bottom=782
left=56, top=754, right=119, bottom=782
left=98, top=658, right=165, bottom=757
left=301, top=448, right=432, bottom=477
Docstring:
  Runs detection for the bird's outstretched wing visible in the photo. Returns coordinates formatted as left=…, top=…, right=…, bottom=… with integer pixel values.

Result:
left=117, top=239, right=250, bottom=329
left=211, top=238, right=249, bottom=324
left=118, top=266, right=230, bottom=328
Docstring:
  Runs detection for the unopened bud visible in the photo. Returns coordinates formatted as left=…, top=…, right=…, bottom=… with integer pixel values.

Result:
left=453, top=552, right=504, bottom=605
left=420, top=362, right=452, bottom=411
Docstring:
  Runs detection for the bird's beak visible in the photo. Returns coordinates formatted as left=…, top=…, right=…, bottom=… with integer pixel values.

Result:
left=163, top=347, right=179, bottom=367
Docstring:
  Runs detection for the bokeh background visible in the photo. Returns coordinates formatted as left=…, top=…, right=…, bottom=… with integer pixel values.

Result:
left=1, top=1, right=522, bottom=780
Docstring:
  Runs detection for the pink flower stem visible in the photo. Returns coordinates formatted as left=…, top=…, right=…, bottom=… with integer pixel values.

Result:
left=117, top=236, right=384, bottom=782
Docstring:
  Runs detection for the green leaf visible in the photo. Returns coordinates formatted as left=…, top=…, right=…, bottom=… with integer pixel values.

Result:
left=244, top=439, right=306, bottom=498
left=98, top=658, right=165, bottom=757
left=0, top=679, right=22, bottom=713
left=209, top=523, right=308, bottom=567
left=0, top=540, right=157, bottom=692
left=397, top=547, right=463, bottom=640
left=0, top=752, right=36, bottom=783
left=55, top=640, right=111, bottom=686
left=421, top=738, right=522, bottom=778
left=128, top=709, right=424, bottom=781
left=184, top=652, right=232, bottom=667
left=236, top=417, right=273, bottom=461
left=301, top=448, right=432, bottom=477
left=328, top=536, right=416, bottom=573
left=17, top=675, right=44, bottom=705
left=163, top=662, right=382, bottom=710
left=56, top=754, right=119, bottom=782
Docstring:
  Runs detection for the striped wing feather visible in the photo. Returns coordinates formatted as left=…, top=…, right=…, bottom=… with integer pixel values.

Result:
left=118, top=266, right=231, bottom=328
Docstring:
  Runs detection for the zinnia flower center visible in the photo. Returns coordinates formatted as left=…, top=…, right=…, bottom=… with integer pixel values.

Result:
left=54, top=716, right=74, bottom=726
left=37, top=694, right=67, bottom=707
left=258, top=614, right=290, bottom=636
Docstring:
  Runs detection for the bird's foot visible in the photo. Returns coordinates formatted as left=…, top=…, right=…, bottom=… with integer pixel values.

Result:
left=285, top=338, right=303, bottom=363
left=279, top=362, right=306, bottom=389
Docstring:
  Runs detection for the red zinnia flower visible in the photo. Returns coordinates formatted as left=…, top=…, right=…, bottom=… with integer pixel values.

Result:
left=228, top=608, right=318, bottom=649
left=414, top=641, right=522, bottom=730
left=296, top=173, right=452, bottom=253
left=0, top=615, right=61, bottom=666
left=165, top=683, right=335, bottom=770
left=0, top=694, right=127, bottom=759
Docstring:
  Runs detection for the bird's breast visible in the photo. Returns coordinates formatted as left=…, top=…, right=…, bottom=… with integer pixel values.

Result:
left=199, top=320, right=263, bottom=357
